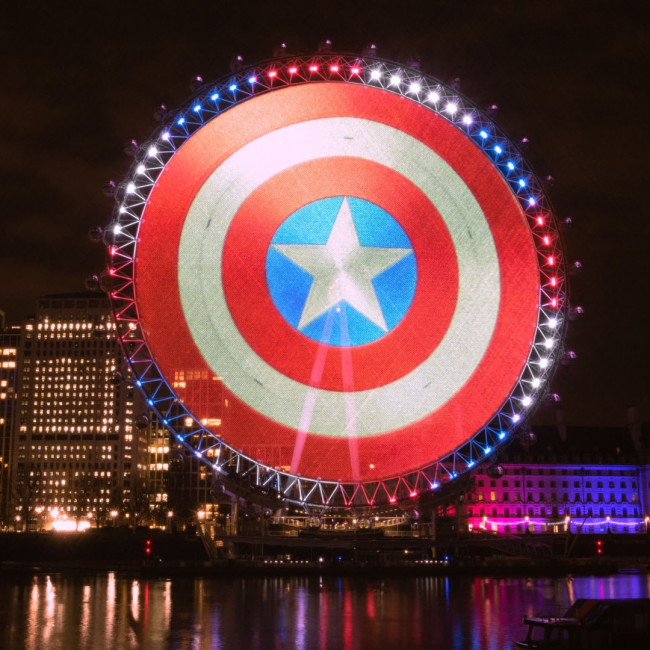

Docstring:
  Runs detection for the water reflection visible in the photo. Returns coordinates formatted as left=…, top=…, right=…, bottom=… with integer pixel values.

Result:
left=0, top=572, right=648, bottom=649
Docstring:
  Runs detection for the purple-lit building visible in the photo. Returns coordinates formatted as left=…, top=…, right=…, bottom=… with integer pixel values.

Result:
left=465, top=418, right=650, bottom=535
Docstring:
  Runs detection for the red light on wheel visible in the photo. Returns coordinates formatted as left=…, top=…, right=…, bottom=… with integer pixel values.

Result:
left=288, top=66, right=298, bottom=74
left=309, top=65, right=318, bottom=72
left=268, top=70, right=277, bottom=79
left=330, top=64, right=340, bottom=73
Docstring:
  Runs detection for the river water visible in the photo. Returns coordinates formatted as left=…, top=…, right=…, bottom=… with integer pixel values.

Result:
left=1, top=571, right=649, bottom=649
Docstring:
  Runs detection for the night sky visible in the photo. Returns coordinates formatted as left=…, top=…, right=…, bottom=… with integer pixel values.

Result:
left=1, top=1, right=648, bottom=427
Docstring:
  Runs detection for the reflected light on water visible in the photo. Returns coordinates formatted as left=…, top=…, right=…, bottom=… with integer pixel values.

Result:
left=366, top=585, right=376, bottom=619
left=318, top=578, right=328, bottom=650
left=343, top=586, right=352, bottom=650
left=80, top=584, right=91, bottom=648
left=163, top=580, right=171, bottom=631
left=130, top=579, right=140, bottom=622
left=295, top=586, right=307, bottom=650
left=105, top=572, right=115, bottom=645
left=27, top=579, right=39, bottom=649
left=2, top=573, right=650, bottom=649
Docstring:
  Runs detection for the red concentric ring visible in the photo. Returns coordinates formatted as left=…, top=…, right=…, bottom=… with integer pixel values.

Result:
left=135, top=81, right=539, bottom=481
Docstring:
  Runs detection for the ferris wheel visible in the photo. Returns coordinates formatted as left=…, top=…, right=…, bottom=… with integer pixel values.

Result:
left=106, top=53, right=567, bottom=509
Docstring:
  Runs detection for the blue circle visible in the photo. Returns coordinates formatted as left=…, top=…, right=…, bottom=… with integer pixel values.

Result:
left=265, top=197, right=416, bottom=347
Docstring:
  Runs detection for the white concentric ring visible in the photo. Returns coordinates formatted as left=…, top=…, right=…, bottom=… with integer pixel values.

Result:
left=178, top=117, right=501, bottom=437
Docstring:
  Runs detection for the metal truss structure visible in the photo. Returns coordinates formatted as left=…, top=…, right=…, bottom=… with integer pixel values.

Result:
left=105, top=53, right=568, bottom=511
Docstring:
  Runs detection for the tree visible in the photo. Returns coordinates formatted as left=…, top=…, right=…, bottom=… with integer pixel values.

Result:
left=11, top=464, right=42, bottom=532
left=122, top=479, right=152, bottom=529
left=73, top=474, right=103, bottom=526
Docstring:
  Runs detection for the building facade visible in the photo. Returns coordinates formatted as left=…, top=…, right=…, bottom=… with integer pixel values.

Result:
left=0, top=321, right=20, bottom=525
left=465, top=423, right=650, bottom=535
left=9, top=293, right=149, bottom=529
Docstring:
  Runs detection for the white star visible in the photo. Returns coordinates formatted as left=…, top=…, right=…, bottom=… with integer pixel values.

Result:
left=272, top=198, right=412, bottom=332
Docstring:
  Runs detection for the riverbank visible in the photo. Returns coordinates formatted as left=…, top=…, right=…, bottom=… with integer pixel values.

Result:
left=1, top=529, right=648, bottom=578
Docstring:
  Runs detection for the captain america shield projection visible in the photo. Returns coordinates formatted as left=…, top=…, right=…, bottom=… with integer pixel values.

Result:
left=108, top=55, right=567, bottom=507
